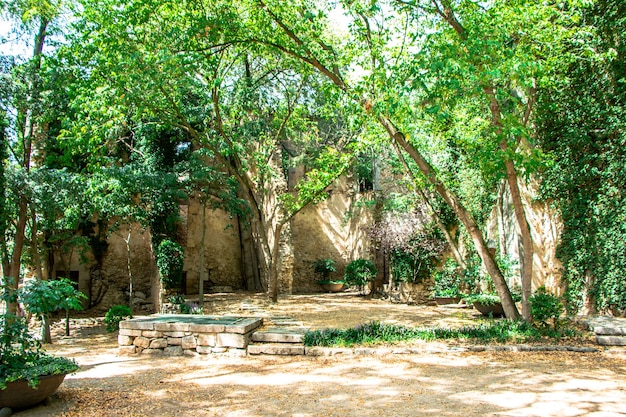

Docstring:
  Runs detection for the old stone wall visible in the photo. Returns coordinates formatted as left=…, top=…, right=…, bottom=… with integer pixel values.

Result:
left=182, top=201, right=244, bottom=294
left=486, top=179, right=563, bottom=294
left=291, top=178, right=375, bottom=293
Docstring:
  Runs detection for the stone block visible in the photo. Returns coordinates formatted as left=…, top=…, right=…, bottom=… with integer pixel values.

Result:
left=227, top=348, right=247, bottom=357
left=133, top=336, right=151, bottom=349
left=164, top=346, right=184, bottom=356
left=252, top=330, right=304, bottom=343
left=224, top=318, right=263, bottom=334
left=184, top=349, right=200, bottom=357
left=593, top=326, right=626, bottom=336
left=141, top=349, right=163, bottom=355
left=118, top=335, right=134, bottom=346
left=163, top=331, right=189, bottom=338
left=197, top=333, right=217, bottom=346
left=189, top=324, right=225, bottom=333
left=217, top=333, right=249, bottom=348
left=142, top=330, right=163, bottom=338
left=121, top=320, right=155, bottom=331
left=211, top=347, right=228, bottom=353
left=154, top=322, right=190, bottom=332
left=119, top=329, right=142, bottom=337
left=150, top=338, right=168, bottom=349
left=118, top=346, right=136, bottom=355
left=167, top=337, right=182, bottom=346
left=182, top=335, right=197, bottom=349
left=597, top=335, right=626, bottom=346
left=196, top=346, right=213, bottom=354
left=248, top=344, right=305, bottom=355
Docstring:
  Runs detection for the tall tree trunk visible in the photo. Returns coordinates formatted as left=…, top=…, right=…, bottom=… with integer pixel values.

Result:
left=486, top=87, right=534, bottom=321
left=6, top=18, right=49, bottom=314
left=378, top=115, right=520, bottom=319
left=124, top=229, right=134, bottom=314
left=269, top=222, right=285, bottom=303
left=198, top=199, right=206, bottom=307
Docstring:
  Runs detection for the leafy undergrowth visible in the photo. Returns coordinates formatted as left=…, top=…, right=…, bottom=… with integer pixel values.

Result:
left=303, top=320, right=585, bottom=347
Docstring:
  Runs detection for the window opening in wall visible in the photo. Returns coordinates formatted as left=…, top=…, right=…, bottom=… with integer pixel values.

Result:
left=355, top=153, right=374, bottom=192
left=55, top=270, right=80, bottom=289
left=181, top=271, right=187, bottom=295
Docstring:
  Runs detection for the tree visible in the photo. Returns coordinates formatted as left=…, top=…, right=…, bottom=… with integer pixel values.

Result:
left=68, top=0, right=355, bottom=303
left=238, top=0, right=520, bottom=319
left=0, top=0, right=66, bottom=313
left=20, top=277, right=86, bottom=343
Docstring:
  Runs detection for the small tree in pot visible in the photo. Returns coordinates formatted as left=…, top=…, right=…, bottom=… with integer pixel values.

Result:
left=0, top=283, right=79, bottom=410
left=314, top=258, right=343, bottom=291
left=344, top=259, right=377, bottom=295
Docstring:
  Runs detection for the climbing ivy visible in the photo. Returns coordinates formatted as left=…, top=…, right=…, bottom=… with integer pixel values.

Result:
left=537, top=0, right=626, bottom=313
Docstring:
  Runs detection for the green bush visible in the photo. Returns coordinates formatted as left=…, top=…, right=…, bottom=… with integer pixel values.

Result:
left=156, top=239, right=185, bottom=291
left=313, top=258, right=339, bottom=284
left=344, top=259, right=377, bottom=291
left=104, top=305, right=133, bottom=332
left=431, top=259, right=462, bottom=297
left=530, top=286, right=564, bottom=330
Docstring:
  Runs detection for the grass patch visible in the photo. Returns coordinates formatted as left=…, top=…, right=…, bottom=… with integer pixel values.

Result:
left=303, top=320, right=581, bottom=347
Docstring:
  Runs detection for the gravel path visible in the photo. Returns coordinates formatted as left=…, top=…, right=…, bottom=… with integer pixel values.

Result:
left=13, top=293, right=626, bottom=417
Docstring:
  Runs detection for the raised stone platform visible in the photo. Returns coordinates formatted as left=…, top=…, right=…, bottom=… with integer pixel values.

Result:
left=118, top=314, right=263, bottom=356
left=583, top=316, right=626, bottom=346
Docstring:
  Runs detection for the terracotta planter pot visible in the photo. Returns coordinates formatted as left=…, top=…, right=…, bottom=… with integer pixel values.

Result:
left=433, top=296, right=461, bottom=305
left=472, top=301, right=505, bottom=317
left=0, top=373, right=67, bottom=410
left=321, top=283, right=344, bottom=292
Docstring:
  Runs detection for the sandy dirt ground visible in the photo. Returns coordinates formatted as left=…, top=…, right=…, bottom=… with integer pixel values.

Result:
left=12, top=293, right=626, bottom=417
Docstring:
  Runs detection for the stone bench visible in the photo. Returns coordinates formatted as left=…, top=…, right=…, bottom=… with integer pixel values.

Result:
left=118, top=314, right=263, bottom=356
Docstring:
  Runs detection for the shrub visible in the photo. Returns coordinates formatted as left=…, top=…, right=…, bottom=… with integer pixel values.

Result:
left=344, top=259, right=377, bottom=292
left=156, top=239, right=185, bottom=291
left=431, top=259, right=462, bottom=297
left=104, top=305, right=133, bottom=332
left=530, top=286, right=564, bottom=330
left=313, top=258, right=338, bottom=283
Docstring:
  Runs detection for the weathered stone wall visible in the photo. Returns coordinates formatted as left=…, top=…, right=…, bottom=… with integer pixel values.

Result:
left=291, top=178, right=375, bottom=293
left=486, top=179, right=563, bottom=294
left=182, top=201, right=244, bottom=294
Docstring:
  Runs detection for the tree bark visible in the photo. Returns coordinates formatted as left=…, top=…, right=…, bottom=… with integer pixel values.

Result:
left=486, top=87, right=534, bottom=321
left=378, top=115, right=520, bottom=319
left=199, top=199, right=207, bottom=307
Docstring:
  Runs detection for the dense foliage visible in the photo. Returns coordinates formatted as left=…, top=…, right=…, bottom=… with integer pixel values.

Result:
left=104, top=305, right=133, bottom=333
left=0, top=0, right=624, bottom=318
left=344, top=259, right=377, bottom=292
left=536, top=0, right=626, bottom=313
left=156, top=239, right=185, bottom=292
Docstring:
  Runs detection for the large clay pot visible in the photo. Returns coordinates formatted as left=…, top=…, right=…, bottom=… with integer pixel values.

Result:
left=472, top=301, right=505, bottom=317
left=433, top=296, right=461, bottom=305
left=0, top=373, right=67, bottom=410
left=321, top=283, right=344, bottom=292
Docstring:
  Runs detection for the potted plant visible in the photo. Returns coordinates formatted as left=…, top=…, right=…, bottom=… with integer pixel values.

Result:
left=464, top=293, right=505, bottom=316
left=1, top=283, right=80, bottom=410
left=344, top=259, right=377, bottom=295
left=431, top=259, right=462, bottom=305
left=313, top=258, right=343, bottom=292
